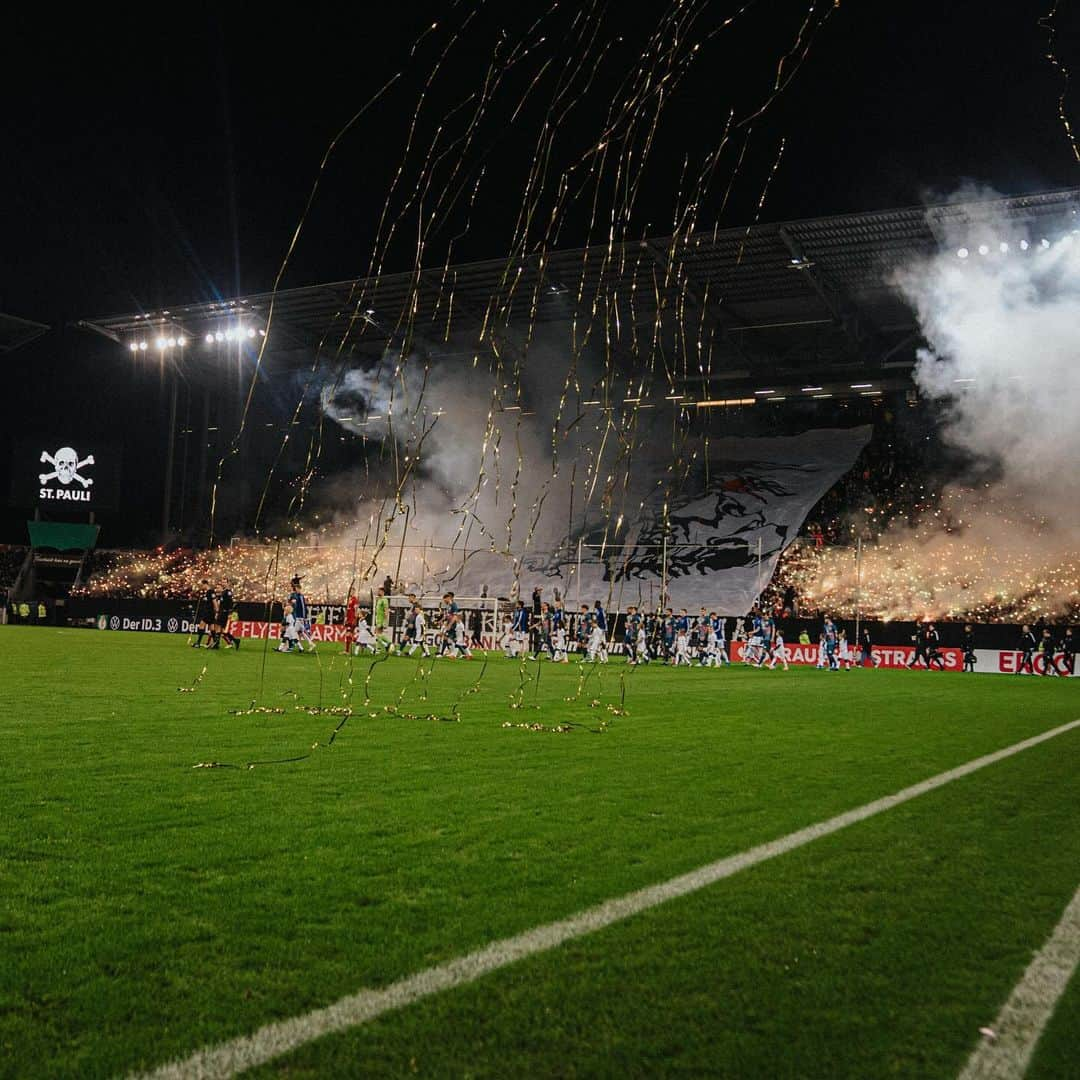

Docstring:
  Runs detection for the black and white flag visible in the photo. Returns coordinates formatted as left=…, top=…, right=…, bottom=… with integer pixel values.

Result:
left=429, top=426, right=871, bottom=614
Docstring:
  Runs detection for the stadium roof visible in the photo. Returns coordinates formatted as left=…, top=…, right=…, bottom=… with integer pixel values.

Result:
left=0, top=313, right=50, bottom=353
left=82, top=187, right=1080, bottom=391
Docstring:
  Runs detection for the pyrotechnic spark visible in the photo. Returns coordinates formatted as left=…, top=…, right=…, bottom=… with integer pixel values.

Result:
left=769, top=487, right=1080, bottom=624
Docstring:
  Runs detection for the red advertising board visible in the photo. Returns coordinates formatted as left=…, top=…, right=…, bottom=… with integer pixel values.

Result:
left=730, top=641, right=964, bottom=670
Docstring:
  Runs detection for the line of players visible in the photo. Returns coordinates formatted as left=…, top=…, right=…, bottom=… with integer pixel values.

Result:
left=341, top=588, right=476, bottom=658
left=264, top=577, right=1077, bottom=676
left=345, top=598, right=862, bottom=671
left=907, top=622, right=1076, bottom=675
left=1013, top=624, right=1076, bottom=676
left=500, top=602, right=802, bottom=669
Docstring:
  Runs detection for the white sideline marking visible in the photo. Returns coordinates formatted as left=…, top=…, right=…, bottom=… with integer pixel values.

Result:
left=958, top=881, right=1080, bottom=1080
left=131, top=718, right=1080, bottom=1080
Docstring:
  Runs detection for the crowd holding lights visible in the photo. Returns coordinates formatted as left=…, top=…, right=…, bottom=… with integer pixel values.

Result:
left=71, top=496, right=1080, bottom=626
left=74, top=538, right=483, bottom=605
left=763, top=486, right=1080, bottom=625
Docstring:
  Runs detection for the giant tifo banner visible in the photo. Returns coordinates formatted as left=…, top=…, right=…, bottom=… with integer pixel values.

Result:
left=433, top=426, right=873, bottom=614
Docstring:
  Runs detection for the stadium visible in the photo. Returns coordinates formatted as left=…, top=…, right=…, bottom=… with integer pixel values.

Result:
left=3, top=6, right=1079, bottom=1079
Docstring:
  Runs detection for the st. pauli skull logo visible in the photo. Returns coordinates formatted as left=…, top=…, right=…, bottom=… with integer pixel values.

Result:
left=40, top=447, right=95, bottom=487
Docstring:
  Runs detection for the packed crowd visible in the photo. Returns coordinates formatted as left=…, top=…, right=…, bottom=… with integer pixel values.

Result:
left=763, top=410, right=1080, bottom=625
left=801, top=406, right=944, bottom=549
left=74, top=544, right=362, bottom=602
left=65, top=403, right=1079, bottom=626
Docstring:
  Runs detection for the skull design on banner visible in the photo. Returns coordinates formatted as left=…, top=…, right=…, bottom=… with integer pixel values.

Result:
left=40, top=447, right=95, bottom=488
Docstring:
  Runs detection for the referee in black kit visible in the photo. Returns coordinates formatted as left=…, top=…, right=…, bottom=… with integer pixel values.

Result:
left=923, top=623, right=945, bottom=670
left=192, top=581, right=215, bottom=648
left=217, top=580, right=239, bottom=649
left=1062, top=628, right=1076, bottom=676
left=907, top=623, right=930, bottom=669
left=962, top=624, right=976, bottom=673
left=1017, top=624, right=1037, bottom=674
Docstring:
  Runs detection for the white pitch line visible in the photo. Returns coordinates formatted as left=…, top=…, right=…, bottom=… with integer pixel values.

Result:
left=958, top=881, right=1080, bottom=1080
left=130, top=718, right=1080, bottom=1080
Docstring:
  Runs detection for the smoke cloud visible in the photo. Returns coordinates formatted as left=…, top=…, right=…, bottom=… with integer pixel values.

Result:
left=315, top=321, right=646, bottom=597
left=898, top=198, right=1080, bottom=522
left=795, top=191, right=1080, bottom=622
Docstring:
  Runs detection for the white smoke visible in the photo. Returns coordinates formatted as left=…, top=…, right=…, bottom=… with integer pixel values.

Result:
left=896, top=198, right=1080, bottom=523
left=793, top=192, right=1080, bottom=622
left=320, top=359, right=501, bottom=497
left=316, top=324, right=645, bottom=596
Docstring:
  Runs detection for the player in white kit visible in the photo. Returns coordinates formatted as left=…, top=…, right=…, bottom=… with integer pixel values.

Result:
left=586, top=623, right=608, bottom=663
left=453, top=616, right=472, bottom=658
left=552, top=625, right=569, bottom=663
left=352, top=612, right=378, bottom=655
left=744, top=631, right=763, bottom=666
left=499, top=617, right=515, bottom=657
left=277, top=604, right=301, bottom=652
left=404, top=606, right=431, bottom=657
left=698, top=626, right=720, bottom=667
left=635, top=624, right=650, bottom=664
left=838, top=629, right=852, bottom=670
left=768, top=629, right=790, bottom=670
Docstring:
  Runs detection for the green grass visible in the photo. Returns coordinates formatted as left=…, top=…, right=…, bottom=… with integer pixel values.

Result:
left=1, top=626, right=1079, bottom=1079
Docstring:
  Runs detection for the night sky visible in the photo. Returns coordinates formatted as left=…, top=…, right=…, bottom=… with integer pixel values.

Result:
left=2, top=1, right=1078, bottom=542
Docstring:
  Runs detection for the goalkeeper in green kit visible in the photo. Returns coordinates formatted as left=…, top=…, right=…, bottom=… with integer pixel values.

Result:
left=373, top=586, right=394, bottom=652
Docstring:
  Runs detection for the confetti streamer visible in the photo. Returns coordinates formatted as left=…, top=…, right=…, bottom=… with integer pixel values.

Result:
left=1038, top=1, right=1080, bottom=164
left=107, top=4, right=867, bottom=764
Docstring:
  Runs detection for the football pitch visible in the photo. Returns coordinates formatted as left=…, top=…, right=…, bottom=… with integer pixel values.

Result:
left=3, top=626, right=1080, bottom=1079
